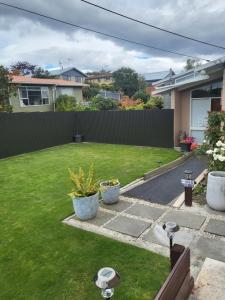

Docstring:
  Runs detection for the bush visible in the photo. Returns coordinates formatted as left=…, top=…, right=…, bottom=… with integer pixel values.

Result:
left=132, top=90, right=149, bottom=103
left=118, top=96, right=144, bottom=110
left=205, top=111, right=225, bottom=147
left=55, top=95, right=76, bottom=111
left=82, top=86, right=99, bottom=100
left=91, top=95, right=118, bottom=111
left=144, top=96, right=163, bottom=109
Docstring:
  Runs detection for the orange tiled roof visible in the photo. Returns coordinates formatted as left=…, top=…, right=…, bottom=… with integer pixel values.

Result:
left=12, top=75, right=87, bottom=87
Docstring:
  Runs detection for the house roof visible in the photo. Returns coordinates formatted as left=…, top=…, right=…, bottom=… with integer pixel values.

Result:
left=142, top=69, right=174, bottom=82
left=152, top=56, right=225, bottom=94
left=12, top=76, right=87, bottom=87
left=86, top=73, right=113, bottom=80
left=48, top=67, right=87, bottom=77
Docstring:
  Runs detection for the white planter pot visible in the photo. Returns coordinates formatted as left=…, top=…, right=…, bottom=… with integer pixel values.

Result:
left=72, top=192, right=99, bottom=220
left=100, top=182, right=120, bottom=204
left=206, top=171, right=225, bottom=211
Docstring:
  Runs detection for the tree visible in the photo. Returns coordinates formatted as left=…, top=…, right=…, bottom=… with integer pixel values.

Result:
left=11, top=61, right=36, bottom=75
left=144, top=96, right=164, bottom=109
left=113, top=67, right=139, bottom=97
left=0, top=65, right=15, bottom=112
left=138, top=75, right=147, bottom=90
left=82, top=86, right=99, bottom=100
left=91, top=95, right=117, bottom=111
left=32, top=67, right=54, bottom=79
left=55, top=95, right=76, bottom=111
left=184, top=59, right=202, bottom=71
left=132, top=90, right=149, bottom=103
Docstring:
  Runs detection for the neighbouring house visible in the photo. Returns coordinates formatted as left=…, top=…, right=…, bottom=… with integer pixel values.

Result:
left=85, top=72, right=113, bottom=84
left=153, top=57, right=225, bottom=145
left=10, top=76, right=87, bottom=112
left=49, top=67, right=87, bottom=83
left=142, top=69, right=175, bottom=94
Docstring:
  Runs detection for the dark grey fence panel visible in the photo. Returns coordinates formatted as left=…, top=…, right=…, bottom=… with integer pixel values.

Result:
left=0, top=110, right=173, bottom=159
left=0, top=112, right=76, bottom=158
left=76, top=110, right=174, bottom=148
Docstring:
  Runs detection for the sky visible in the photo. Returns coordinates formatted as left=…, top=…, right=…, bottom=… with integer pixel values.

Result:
left=0, top=0, right=225, bottom=74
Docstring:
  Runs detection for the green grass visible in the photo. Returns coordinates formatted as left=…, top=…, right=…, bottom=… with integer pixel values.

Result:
left=0, top=143, right=180, bottom=300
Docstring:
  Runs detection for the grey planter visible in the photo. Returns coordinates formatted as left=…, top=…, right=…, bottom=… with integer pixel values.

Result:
left=100, top=182, right=120, bottom=204
left=206, top=171, right=225, bottom=211
left=72, top=192, right=99, bottom=220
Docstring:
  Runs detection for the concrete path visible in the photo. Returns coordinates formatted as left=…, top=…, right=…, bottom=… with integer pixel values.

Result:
left=190, top=258, right=225, bottom=299
left=122, top=156, right=207, bottom=204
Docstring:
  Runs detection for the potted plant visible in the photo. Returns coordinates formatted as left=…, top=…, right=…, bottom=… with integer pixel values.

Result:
left=180, top=136, right=194, bottom=152
left=68, top=164, right=100, bottom=220
left=206, top=139, right=225, bottom=211
left=100, top=179, right=120, bottom=204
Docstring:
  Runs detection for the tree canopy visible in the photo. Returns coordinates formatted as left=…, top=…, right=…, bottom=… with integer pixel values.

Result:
left=0, top=65, right=15, bottom=112
left=113, top=67, right=139, bottom=97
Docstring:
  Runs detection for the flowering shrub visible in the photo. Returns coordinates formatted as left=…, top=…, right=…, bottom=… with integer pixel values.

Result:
left=205, top=111, right=225, bottom=147
left=191, top=142, right=198, bottom=151
left=180, top=136, right=195, bottom=144
left=206, top=139, right=225, bottom=171
left=118, top=96, right=144, bottom=110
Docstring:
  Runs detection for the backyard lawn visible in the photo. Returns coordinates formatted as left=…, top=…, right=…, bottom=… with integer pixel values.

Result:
left=0, top=143, right=180, bottom=300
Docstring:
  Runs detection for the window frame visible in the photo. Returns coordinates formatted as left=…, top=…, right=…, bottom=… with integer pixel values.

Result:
left=19, top=86, right=50, bottom=107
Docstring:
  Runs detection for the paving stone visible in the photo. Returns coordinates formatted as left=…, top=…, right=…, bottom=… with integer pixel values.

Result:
left=190, top=236, right=225, bottom=263
left=192, top=258, right=225, bottom=300
left=73, top=210, right=114, bottom=226
left=204, top=219, right=225, bottom=237
left=142, top=224, right=196, bottom=248
left=104, top=215, right=151, bottom=237
left=162, top=210, right=206, bottom=230
left=126, top=203, right=166, bottom=220
left=101, top=200, right=132, bottom=212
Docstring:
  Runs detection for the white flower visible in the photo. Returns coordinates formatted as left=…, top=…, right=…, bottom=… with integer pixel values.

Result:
left=214, top=148, right=219, bottom=153
left=216, top=140, right=223, bottom=147
left=221, top=148, right=225, bottom=152
left=213, top=154, right=218, bottom=160
left=206, top=150, right=213, bottom=155
left=218, top=155, right=225, bottom=162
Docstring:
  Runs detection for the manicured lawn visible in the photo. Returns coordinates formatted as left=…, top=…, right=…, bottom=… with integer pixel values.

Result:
left=0, top=143, right=180, bottom=299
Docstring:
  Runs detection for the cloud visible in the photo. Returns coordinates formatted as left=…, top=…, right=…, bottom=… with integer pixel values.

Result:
left=0, top=0, right=224, bottom=72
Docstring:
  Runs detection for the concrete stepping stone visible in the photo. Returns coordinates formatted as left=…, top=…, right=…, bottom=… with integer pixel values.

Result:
left=142, top=224, right=196, bottom=248
left=191, top=258, right=225, bottom=300
left=73, top=210, right=114, bottom=226
left=126, top=203, right=166, bottom=220
left=104, top=215, right=151, bottom=237
left=162, top=210, right=206, bottom=230
left=204, top=219, right=225, bottom=237
left=190, top=237, right=225, bottom=263
left=101, top=200, right=132, bottom=212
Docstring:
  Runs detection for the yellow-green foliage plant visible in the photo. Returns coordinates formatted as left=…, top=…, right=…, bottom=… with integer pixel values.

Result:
left=68, top=164, right=99, bottom=198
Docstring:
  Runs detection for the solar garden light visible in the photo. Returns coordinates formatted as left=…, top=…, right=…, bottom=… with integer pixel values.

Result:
left=163, top=221, right=180, bottom=249
left=94, top=267, right=120, bottom=299
left=181, top=170, right=195, bottom=207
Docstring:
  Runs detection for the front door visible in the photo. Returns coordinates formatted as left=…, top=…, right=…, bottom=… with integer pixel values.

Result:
left=191, top=98, right=211, bottom=143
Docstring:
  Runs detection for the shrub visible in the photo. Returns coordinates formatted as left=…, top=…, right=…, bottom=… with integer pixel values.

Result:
left=68, top=164, right=99, bottom=198
left=205, top=111, right=225, bottom=147
left=144, top=96, right=163, bottom=109
left=132, top=90, right=149, bottom=103
left=82, top=86, right=99, bottom=100
left=91, top=95, right=118, bottom=111
left=119, top=96, right=143, bottom=110
left=55, top=95, right=76, bottom=111
left=206, top=139, right=225, bottom=171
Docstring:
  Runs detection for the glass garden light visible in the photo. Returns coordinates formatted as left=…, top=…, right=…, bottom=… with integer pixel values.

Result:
left=163, top=221, right=180, bottom=249
left=94, top=267, right=120, bottom=299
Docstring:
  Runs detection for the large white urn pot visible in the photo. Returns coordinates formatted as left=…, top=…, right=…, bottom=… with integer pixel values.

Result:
left=206, top=171, right=225, bottom=211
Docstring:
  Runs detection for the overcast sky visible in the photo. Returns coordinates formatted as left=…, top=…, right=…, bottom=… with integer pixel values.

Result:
left=0, top=0, right=225, bottom=73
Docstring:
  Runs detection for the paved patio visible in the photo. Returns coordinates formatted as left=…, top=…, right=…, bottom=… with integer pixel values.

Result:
left=64, top=196, right=225, bottom=267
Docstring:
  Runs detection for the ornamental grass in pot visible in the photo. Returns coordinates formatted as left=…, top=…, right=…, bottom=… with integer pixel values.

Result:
left=100, top=179, right=120, bottom=204
left=68, top=164, right=100, bottom=220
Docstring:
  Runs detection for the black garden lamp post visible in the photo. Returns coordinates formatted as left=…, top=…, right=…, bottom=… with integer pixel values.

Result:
left=163, top=222, right=180, bottom=269
left=181, top=170, right=194, bottom=206
left=94, top=267, right=120, bottom=299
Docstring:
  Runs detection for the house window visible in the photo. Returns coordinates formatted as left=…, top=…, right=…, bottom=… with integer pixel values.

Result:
left=191, top=80, right=222, bottom=98
left=19, top=86, right=49, bottom=106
